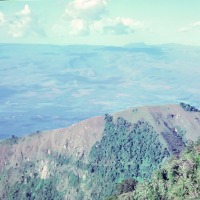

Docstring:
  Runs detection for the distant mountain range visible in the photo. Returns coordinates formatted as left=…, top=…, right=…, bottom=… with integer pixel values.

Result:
left=0, top=103, right=200, bottom=199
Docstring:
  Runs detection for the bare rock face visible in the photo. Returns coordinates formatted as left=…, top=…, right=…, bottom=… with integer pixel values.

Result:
left=0, top=104, right=200, bottom=200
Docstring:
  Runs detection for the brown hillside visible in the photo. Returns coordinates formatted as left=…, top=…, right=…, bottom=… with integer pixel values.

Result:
left=1, top=104, right=200, bottom=171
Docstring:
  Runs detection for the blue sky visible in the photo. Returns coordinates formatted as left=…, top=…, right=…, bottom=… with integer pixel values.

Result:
left=0, top=0, right=200, bottom=46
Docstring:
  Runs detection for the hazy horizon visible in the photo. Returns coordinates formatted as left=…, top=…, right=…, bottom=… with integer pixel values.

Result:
left=1, top=42, right=200, bottom=47
left=0, top=0, right=200, bottom=46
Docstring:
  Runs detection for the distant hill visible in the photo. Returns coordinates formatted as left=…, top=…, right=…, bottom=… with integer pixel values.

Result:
left=0, top=104, right=200, bottom=199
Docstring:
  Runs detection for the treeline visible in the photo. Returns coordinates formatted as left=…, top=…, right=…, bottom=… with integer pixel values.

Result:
left=180, top=102, right=200, bottom=112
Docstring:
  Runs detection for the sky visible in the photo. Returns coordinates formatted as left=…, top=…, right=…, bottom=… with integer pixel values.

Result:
left=0, top=0, right=200, bottom=46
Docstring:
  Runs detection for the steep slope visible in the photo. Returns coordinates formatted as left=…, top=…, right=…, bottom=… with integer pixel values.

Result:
left=0, top=104, right=200, bottom=199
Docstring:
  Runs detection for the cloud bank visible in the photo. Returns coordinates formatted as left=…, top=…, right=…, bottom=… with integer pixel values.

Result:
left=63, top=0, right=142, bottom=36
left=8, top=4, right=32, bottom=37
left=0, top=1, right=143, bottom=39
left=0, top=4, right=45, bottom=38
left=179, top=21, right=200, bottom=33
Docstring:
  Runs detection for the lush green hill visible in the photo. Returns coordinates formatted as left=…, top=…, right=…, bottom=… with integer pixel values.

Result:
left=0, top=104, right=200, bottom=199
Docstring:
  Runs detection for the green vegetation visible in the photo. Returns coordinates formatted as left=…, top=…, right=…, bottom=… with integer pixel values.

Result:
left=2, top=135, right=20, bottom=145
left=68, top=172, right=80, bottom=187
left=88, top=115, right=169, bottom=199
left=5, top=176, right=63, bottom=200
left=180, top=102, right=200, bottom=112
left=108, top=139, right=200, bottom=200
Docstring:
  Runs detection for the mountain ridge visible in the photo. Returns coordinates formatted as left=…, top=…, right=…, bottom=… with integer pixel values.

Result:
left=0, top=103, right=200, bottom=199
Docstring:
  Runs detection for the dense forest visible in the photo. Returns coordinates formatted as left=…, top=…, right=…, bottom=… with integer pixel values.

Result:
left=88, top=114, right=170, bottom=199
left=107, top=139, right=200, bottom=200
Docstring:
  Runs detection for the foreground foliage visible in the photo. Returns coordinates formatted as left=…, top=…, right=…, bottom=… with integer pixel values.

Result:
left=108, top=139, right=200, bottom=200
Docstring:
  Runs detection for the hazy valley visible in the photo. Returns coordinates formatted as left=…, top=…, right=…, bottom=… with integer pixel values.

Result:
left=0, top=44, right=200, bottom=138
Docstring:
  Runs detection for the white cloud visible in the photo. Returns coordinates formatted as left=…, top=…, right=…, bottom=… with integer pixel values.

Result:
left=0, top=12, right=5, bottom=26
left=193, top=21, right=200, bottom=27
left=73, top=0, right=106, bottom=10
left=7, top=4, right=45, bottom=38
left=65, top=0, right=107, bottom=20
left=92, top=17, right=142, bottom=34
left=8, top=5, right=32, bottom=37
left=61, top=0, right=107, bottom=35
left=179, top=21, right=200, bottom=33
left=20, top=4, right=31, bottom=15
left=178, top=27, right=190, bottom=33
left=70, top=19, right=89, bottom=35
